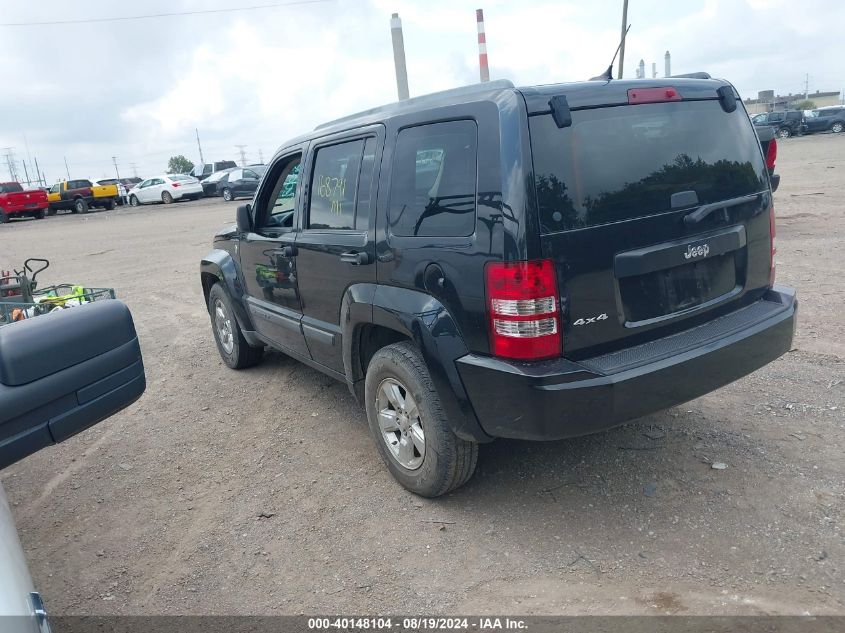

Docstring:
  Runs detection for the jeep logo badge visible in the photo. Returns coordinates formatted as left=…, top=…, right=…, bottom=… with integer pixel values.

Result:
left=684, top=243, right=710, bottom=260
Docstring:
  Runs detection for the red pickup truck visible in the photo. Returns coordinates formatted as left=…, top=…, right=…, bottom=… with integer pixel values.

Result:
left=0, top=183, right=49, bottom=223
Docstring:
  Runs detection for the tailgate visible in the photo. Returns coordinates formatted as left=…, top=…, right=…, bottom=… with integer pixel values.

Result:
left=529, top=94, right=773, bottom=359
left=3, top=190, right=46, bottom=210
left=92, top=184, right=117, bottom=197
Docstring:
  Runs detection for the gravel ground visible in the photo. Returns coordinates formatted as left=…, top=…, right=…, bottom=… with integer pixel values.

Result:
left=1, top=133, right=842, bottom=615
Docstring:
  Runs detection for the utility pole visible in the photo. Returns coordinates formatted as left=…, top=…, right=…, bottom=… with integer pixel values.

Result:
left=258, top=149, right=264, bottom=165
left=34, top=156, right=44, bottom=186
left=617, top=0, right=629, bottom=79
left=235, top=145, right=248, bottom=166
left=390, top=13, right=410, bottom=100
left=22, top=161, right=30, bottom=185
left=64, top=156, right=70, bottom=180
left=195, top=128, right=205, bottom=166
left=804, top=73, right=809, bottom=100
left=130, top=162, right=139, bottom=178
left=112, top=156, right=121, bottom=180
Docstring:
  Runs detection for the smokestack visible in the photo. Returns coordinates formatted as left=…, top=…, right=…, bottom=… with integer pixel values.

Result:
left=652, top=62, right=657, bottom=78
left=664, top=50, right=671, bottom=77
left=476, top=9, right=490, bottom=82
left=638, top=59, right=645, bottom=79
left=390, top=13, right=410, bottom=100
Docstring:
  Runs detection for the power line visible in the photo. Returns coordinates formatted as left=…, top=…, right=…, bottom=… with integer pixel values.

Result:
left=0, top=0, right=333, bottom=27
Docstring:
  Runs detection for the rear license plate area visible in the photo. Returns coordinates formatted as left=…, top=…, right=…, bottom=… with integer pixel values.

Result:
left=619, top=252, right=737, bottom=323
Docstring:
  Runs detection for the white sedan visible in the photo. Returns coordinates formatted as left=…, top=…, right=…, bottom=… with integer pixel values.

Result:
left=128, top=174, right=203, bottom=206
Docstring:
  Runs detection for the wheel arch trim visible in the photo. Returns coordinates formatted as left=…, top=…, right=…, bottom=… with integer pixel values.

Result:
left=200, top=249, right=257, bottom=338
left=340, top=283, right=491, bottom=443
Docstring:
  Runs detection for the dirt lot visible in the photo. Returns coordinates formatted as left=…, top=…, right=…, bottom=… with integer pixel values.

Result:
left=1, top=134, right=843, bottom=615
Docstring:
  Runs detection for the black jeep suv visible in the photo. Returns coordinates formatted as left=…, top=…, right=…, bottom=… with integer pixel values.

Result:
left=201, top=78, right=796, bottom=497
left=751, top=110, right=805, bottom=138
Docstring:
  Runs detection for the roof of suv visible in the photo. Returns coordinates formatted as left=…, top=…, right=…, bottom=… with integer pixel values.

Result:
left=282, top=77, right=736, bottom=149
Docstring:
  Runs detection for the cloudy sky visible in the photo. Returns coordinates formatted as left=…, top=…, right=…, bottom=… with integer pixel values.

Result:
left=0, top=0, right=841, bottom=183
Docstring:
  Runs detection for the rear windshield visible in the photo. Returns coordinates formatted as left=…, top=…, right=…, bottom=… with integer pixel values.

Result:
left=0, top=183, right=23, bottom=193
left=530, top=100, right=768, bottom=233
left=170, top=174, right=195, bottom=181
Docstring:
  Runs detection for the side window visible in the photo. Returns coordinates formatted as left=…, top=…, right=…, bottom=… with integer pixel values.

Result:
left=50, top=184, right=60, bottom=193
left=202, top=164, right=212, bottom=176
left=258, top=154, right=301, bottom=230
left=244, top=169, right=259, bottom=180
left=229, top=169, right=243, bottom=181
left=388, top=120, right=477, bottom=238
left=307, top=139, right=364, bottom=230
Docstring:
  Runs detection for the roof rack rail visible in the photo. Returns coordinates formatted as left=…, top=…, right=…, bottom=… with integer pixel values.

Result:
left=315, top=79, right=515, bottom=130
left=670, top=72, right=712, bottom=79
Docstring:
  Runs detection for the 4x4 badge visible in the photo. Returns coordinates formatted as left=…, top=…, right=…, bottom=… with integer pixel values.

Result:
left=684, top=243, right=710, bottom=260
left=572, top=313, right=609, bottom=326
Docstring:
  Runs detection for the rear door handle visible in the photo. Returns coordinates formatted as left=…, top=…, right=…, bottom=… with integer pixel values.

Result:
left=340, top=251, right=370, bottom=265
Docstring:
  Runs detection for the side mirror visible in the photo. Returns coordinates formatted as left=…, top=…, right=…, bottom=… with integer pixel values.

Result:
left=236, top=203, right=253, bottom=233
left=0, top=300, right=145, bottom=470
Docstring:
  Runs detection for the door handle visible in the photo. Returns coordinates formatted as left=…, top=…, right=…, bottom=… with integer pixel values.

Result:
left=340, top=251, right=370, bottom=265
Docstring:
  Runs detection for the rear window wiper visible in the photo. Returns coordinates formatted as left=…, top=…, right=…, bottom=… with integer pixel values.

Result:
left=683, top=192, right=765, bottom=226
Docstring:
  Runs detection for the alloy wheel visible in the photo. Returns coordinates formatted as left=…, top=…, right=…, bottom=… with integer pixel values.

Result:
left=214, top=299, right=234, bottom=354
left=375, top=377, right=425, bottom=470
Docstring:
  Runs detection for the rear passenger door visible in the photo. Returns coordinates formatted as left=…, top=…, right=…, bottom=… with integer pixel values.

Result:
left=294, top=126, right=384, bottom=374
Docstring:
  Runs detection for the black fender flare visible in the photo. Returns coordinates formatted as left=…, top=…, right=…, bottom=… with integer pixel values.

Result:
left=200, top=249, right=259, bottom=343
left=341, top=283, right=492, bottom=443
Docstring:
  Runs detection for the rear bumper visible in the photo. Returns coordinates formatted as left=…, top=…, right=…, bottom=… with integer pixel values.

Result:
left=173, top=185, right=203, bottom=199
left=456, top=286, right=797, bottom=441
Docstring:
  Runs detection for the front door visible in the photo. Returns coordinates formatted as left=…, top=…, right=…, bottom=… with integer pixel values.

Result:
left=238, top=168, right=261, bottom=197
left=238, top=150, right=310, bottom=357
left=295, top=127, right=383, bottom=373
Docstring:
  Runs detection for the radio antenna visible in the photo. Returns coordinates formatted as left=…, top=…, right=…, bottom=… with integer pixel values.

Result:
left=590, top=24, right=631, bottom=81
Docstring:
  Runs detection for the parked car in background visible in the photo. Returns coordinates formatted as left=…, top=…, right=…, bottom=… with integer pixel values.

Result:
left=210, top=167, right=262, bottom=201
left=190, top=161, right=237, bottom=181
left=0, top=183, right=49, bottom=223
left=47, top=179, right=120, bottom=215
left=0, top=301, right=145, bottom=633
left=751, top=110, right=805, bottom=138
left=128, top=174, right=203, bottom=206
left=804, top=106, right=845, bottom=134
left=201, top=77, right=794, bottom=497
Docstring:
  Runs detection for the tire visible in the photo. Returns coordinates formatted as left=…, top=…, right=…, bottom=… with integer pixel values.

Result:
left=208, top=283, right=263, bottom=369
left=105, top=198, right=116, bottom=210
left=47, top=208, right=56, bottom=217
left=161, top=191, right=174, bottom=204
left=33, top=209, right=45, bottom=220
left=364, top=341, right=478, bottom=497
left=0, top=211, right=8, bottom=224
left=222, top=188, right=233, bottom=202
left=777, top=127, right=791, bottom=139
left=129, top=195, right=140, bottom=207
left=72, top=198, right=89, bottom=214
left=831, top=121, right=844, bottom=134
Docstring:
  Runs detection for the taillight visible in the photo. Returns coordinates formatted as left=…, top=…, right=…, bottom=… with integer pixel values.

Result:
left=769, top=204, right=777, bottom=286
left=766, top=138, right=778, bottom=171
left=627, top=87, right=681, bottom=104
left=171, top=182, right=181, bottom=188
left=485, top=259, right=561, bottom=360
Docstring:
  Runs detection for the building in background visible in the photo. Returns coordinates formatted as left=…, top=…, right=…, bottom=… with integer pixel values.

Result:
left=744, top=89, right=842, bottom=114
